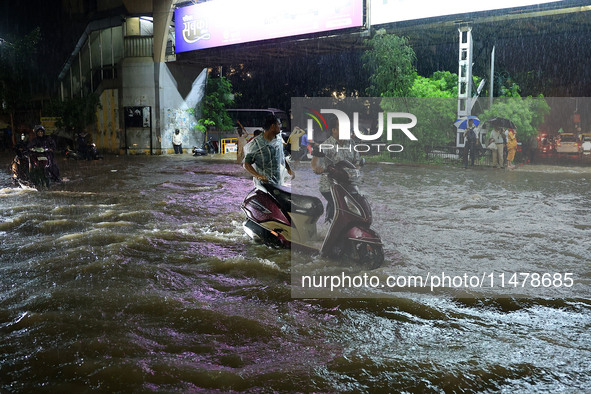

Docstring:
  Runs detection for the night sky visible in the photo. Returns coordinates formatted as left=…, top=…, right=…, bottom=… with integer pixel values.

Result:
left=1, top=0, right=589, bottom=121
left=0, top=0, right=85, bottom=93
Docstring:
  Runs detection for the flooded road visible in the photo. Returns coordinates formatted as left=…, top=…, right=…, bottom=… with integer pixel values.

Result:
left=1, top=153, right=590, bottom=392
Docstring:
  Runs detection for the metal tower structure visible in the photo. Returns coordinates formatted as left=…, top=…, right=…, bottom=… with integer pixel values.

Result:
left=456, top=25, right=473, bottom=147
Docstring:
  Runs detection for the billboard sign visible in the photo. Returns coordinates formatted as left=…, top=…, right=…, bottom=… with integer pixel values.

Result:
left=175, top=0, right=363, bottom=53
left=370, top=0, right=561, bottom=25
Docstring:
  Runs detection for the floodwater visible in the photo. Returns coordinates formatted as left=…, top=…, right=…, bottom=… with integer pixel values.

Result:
left=1, top=153, right=590, bottom=392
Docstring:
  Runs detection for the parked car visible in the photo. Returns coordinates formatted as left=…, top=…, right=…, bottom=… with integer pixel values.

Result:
left=580, top=133, right=591, bottom=156
left=555, top=133, right=580, bottom=154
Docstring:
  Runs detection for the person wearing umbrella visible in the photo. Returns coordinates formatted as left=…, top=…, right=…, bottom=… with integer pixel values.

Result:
left=489, top=126, right=506, bottom=168
left=463, top=119, right=478, bottom=168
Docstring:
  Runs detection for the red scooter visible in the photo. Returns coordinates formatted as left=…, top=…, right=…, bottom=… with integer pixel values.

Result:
left=241, top=160, right=384, bottom=269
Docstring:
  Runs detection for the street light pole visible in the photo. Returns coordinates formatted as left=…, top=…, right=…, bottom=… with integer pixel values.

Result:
left=490, top=45, right=495, bottom=109
left=457, top=25, right=473, bottom=148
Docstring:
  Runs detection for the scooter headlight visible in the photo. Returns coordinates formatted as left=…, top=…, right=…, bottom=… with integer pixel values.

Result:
left=344, top=194, right=364, bottom=217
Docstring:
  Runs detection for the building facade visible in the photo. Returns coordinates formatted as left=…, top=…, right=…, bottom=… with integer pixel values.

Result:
left=58, top=0, right=207, bottom=155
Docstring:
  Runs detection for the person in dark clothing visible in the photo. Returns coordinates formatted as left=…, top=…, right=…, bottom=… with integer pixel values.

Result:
left=77, top=132, right=90, bottom=159
left=463, top=119, right=478, bottom=169
left=11, top=131, right=30, bottom=184
left=14, top=131, right=29, bottom=158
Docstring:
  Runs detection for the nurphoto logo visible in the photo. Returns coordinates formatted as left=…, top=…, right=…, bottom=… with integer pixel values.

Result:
left=303, top=105, right=418, bottom=153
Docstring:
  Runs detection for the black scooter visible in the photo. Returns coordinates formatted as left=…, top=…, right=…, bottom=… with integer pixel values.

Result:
left=65, top=146, right=83, bottom=160
left=85, top=143, right=103, bottom=160
left=69, top=143, right=103, bottom=160
left=193, top=137, right=218, bottom=156
left=28, top=147, right=51, bottom=189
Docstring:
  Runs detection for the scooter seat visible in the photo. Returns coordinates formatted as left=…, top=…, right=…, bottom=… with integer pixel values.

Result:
left=264, top=183, right=324, bottom=217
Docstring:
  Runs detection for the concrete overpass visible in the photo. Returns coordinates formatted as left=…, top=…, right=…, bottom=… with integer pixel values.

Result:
left=58, top=0, right=591, bottom=154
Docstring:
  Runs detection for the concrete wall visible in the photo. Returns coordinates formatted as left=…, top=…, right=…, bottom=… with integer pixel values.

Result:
left=158, top=64, right=208, bottom=154
left=91, top=57, right=207, bottom=155
left=92, top=57, right=207, bottom=154
left=121, top=58, right=156, bottom=154
left=95, top=88, right=121, bottom=154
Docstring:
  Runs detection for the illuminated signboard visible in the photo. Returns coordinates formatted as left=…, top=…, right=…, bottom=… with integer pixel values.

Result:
left=370, top=0, right=562, bottom=25
left=175, top=0, right=363, bottom=53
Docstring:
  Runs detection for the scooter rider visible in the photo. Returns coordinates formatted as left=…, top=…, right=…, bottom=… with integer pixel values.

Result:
left=28, top=125, right=61, bottom=182
left=11, top=131, right=30, bottom=184
left=311, top=119, right=361, bottom=223
left=243, top=115, right=294, bottom=185
left=14, top=131, right=29, bottom=158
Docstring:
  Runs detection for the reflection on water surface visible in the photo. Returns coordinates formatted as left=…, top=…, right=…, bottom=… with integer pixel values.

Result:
left=1, top=155, right=590, bottom=392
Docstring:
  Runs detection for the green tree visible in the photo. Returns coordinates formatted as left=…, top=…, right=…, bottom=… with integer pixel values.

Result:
left=479, top=79, right=550, bottom=160
left=494, top=71, right=521, bottom=98
left=410, top=72, right=457, bottom=158
left=46, top=94, right=102, bottom=133
left=380, top=71, right=468, bottom=161
left=409, top=71, right=458, bottom=98
left=195, top=76, right=235, bottom=132
left=481, top=96, right=550, bottom=142
left=0, top=28, right=41, bottom=130
left=362, top=31, right=549, bottom=163
left=362, top=30, right=417, bottom=97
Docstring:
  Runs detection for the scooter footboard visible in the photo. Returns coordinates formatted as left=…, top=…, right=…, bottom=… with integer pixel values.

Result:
left=346, top=226, right=382, bottom=244
left=345, top=226, right=384, bottom=269
left=243, top=219, right=290, bottom=248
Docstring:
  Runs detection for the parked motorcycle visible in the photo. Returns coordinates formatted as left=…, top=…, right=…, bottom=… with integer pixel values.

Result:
left=192, top=137, right=218, bottom=156
left=68, top=142, right=103, bottom=160
left=65, top=146, right=83, bottom=160
left=85, top=143, right=103, bottom=160
left=241, top=160, right=384, bottom=268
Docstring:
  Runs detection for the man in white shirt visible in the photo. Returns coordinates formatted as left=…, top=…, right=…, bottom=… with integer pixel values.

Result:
left=172, top=129, right=183, bottom=154
left=489, top=127, right=505, bottom=168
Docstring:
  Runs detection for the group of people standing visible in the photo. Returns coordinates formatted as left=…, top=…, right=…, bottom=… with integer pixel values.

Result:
left=486, top=125, right=518, bottom=169
left=464, top=119, right=518, bottom=170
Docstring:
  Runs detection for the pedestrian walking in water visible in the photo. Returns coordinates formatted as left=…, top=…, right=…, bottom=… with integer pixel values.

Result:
left=243, top=115, right=294, bottom=186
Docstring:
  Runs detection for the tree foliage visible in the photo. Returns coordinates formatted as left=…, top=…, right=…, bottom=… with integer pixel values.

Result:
left=409, top=71, right=458, bottom=98
left=381, top=71, right=462, bottom=160
left=46, top=94, right=102, bottom=132
left=481, top=96, right=550, bottom=142
left=195, top=76, right=235, bottom=132
left=0, top=28, right=41, bottom=122
left=362, top=32, right=550, bottom=161
left=362, top=31, right=417, bottom=97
